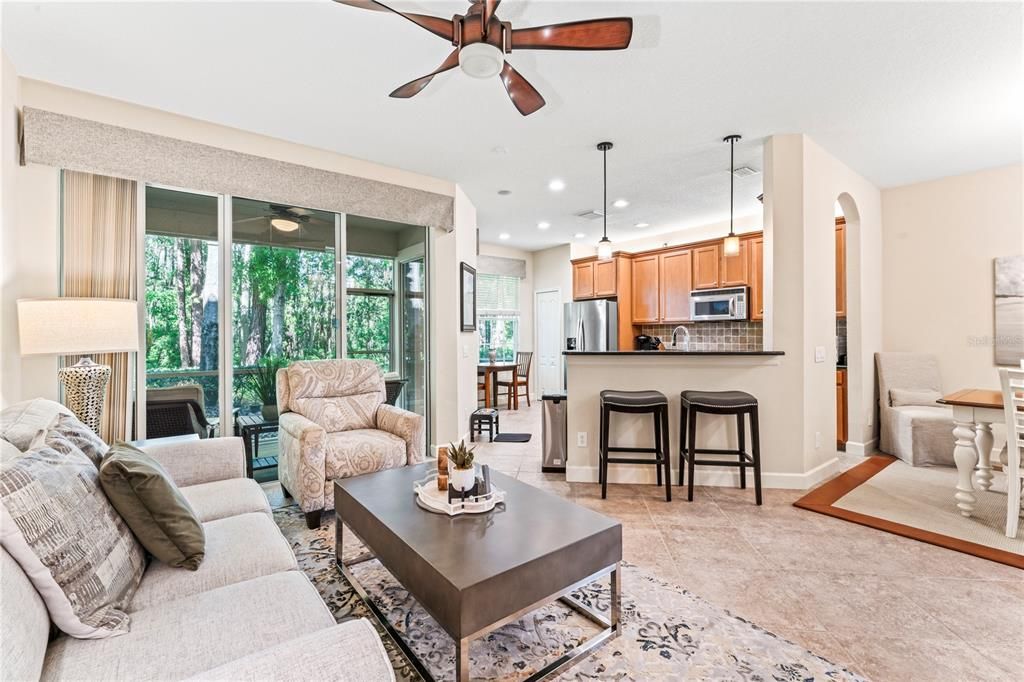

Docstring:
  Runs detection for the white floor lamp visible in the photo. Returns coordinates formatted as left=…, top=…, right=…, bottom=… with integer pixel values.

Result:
left=17, top=298, right=139, bottom=434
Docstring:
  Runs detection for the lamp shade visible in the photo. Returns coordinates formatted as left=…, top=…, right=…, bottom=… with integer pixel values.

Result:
left=17, top=298, right=139, bottom=356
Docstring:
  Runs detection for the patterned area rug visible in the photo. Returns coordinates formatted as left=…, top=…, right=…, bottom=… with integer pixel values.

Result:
left=274, top=505, right=866, bottom=681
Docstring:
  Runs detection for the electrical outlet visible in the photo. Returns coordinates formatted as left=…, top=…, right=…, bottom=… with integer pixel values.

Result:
left=815, top=431, right=822, bottom=449
left=577, top=432, right=588, bottom=447
left=462, top=344, right=468, bottom=359
left=867, top=413, right=873, bottom=427
left=814, top=346, right=826, bottom=363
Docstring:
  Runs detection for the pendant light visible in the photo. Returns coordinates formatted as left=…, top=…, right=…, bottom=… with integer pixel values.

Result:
left=723, top=134, right=742, bottom=257
left=596, top=141, right=614, bottom=260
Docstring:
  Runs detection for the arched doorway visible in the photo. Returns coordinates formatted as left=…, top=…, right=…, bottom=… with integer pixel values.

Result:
left=835, top=192, right=868, bottom=452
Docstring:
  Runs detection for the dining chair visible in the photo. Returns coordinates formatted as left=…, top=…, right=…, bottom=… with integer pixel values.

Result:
left=498, top=352, right=533, bottom=410
left=477, top=369, right=487, bottom=406
left=998, top=367, right=1024, bottom=538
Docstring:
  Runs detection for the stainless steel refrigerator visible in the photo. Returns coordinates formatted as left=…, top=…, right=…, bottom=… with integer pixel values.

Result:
left=564, top=299, right=618, bottom=352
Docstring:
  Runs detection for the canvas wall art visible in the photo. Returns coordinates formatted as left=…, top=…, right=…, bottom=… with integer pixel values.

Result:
left=995, top=255, right=1024, bottom=365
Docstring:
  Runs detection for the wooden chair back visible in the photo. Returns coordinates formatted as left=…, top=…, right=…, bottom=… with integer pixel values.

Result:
left=515, top=351, right=533, bottom=380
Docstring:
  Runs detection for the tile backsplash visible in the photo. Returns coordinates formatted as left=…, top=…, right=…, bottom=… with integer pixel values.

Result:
left=836, top=317, right=848, bottom=361
left=639, top=321, right=764, bottom=352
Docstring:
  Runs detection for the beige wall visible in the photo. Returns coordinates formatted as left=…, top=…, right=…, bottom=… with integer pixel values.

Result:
left=612, top=214, right=762, bottom=253
left=882, top=165, right=1024, bottom=390
left=2, top=72, right=478, bottom=449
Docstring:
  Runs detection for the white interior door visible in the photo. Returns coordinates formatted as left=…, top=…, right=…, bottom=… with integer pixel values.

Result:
left=535, top=289, right=563, bottom=394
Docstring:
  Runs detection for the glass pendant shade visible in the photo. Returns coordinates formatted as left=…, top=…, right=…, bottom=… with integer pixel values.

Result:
left=597, top=237, right=613, bottom=261
left=723, top=234, right=740, bottom=257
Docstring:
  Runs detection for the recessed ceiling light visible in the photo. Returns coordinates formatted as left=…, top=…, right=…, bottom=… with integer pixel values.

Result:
left=492, top=145, right=509, bottom=155
left=498, top=232, right=510, bottom=240
left=613, top=199, right=629, bottom=209
left=537, top=221, right=550, bottom=230
left=634, top=222, right=649, bottom=228
left=574, top=233, right=586, bottom=239
left=548, top=179, right=566, bottom=192
left=497, top=189, right=512, bottom=196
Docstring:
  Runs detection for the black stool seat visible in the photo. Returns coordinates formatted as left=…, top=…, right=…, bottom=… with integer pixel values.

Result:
left=679, top=389, right=762, bottom=505
left=600, top=389, right=668, bottom=407
left=680, top=390, right=758, bottom=409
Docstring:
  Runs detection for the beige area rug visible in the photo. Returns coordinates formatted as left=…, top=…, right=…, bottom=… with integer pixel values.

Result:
left=796, top=455, right=1023, bottom=569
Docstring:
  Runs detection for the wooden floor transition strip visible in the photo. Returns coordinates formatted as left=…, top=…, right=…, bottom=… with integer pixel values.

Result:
left=794, top=455, right=1024, bottom=570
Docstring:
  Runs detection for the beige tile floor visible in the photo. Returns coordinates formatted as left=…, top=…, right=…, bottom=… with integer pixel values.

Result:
left=265, top=402, right=1024, bottom=682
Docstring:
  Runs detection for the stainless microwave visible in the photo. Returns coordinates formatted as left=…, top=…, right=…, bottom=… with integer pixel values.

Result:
left=690, top=286, right=748, bottom=321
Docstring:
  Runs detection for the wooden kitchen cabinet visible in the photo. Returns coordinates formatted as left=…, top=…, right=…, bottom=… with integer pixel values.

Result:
left=594, top=258, right=618, bottom=297
left=572, top=261, right=595, bottom=300
left=835, top=219, right=846, bottom=317
left=659, top=249, right=692, bottom=322
left=748, top=236, right=764, bottom=320
left=720, top=239, right=749, bottom=287
left=631, top=254, right=660, bottom=323
left=836, top=368, right=848, bottom=447
left=693, top=244, right=721, bottom=289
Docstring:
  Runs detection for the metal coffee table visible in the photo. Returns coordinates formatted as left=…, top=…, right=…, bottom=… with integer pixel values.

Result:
left=334, top=463, right=622, bottom=682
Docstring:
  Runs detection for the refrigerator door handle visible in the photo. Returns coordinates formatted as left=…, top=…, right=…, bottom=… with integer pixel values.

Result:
left=578, top=316, right=585, bottom=351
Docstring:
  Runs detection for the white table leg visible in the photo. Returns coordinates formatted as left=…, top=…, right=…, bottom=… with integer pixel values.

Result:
left=953, top=418, right=979, bottom=517
left=974, top=422, right=994, bottom=491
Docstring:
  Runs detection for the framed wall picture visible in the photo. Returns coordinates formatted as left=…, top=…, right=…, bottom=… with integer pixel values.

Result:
left=460, top=262, right=477, bottom=332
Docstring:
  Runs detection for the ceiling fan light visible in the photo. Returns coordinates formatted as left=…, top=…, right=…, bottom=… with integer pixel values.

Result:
left=459, top=43, right=504, bottom=79
left=723, top=234, right=741, bottom=257
left=271, top=218, right=300, bottom=232
left=597, top=236, right=613, bottom=261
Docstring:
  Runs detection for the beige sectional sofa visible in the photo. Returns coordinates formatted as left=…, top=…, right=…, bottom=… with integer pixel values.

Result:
left=1, top=399, right=394, bottom=682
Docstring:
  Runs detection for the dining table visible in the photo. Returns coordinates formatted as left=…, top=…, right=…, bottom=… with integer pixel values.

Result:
left=937, top=389, right=1006, bottom=517
left=478, top=360, right=518, bottom=409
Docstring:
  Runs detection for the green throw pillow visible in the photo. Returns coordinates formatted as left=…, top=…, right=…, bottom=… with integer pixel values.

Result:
left=99, top=442, right=205, bottom=570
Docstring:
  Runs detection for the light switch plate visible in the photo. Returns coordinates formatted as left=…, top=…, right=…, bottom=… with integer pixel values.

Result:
left=814, top=346, right=826, bottom=363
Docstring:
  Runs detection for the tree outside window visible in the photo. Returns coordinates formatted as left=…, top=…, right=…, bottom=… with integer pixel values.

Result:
left=477, top=274, right=520, bottom=362
left=346, top=254, right=394, bottom=371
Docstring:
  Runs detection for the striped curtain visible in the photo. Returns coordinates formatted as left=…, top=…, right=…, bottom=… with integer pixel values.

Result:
left=61, top=170, right=137, bottom=442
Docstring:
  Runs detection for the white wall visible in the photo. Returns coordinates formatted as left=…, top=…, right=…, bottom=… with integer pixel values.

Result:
left=882, top=165, right=1024, bottom=390
left=2, top=72, right=479, bottom=449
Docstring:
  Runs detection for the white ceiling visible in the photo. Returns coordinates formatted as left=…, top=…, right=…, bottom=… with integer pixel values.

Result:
left=3, top=1, right=1021, bottom=251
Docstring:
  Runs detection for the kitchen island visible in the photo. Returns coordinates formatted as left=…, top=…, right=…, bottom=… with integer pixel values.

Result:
left=563, top=349, right=837, bottom=491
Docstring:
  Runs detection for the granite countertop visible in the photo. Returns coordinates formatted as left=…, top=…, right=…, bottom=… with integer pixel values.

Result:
left=563, top=350, right=785, bottom=356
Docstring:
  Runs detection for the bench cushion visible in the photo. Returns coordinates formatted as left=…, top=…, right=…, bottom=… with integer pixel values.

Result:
left=43, top=571, right=335, bottom=681
left=181, top=478, right=271, bottom=523
left=129, top=512, right=296, bottom=612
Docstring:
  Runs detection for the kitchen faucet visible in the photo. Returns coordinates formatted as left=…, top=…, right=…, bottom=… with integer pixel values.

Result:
left=670, top=325, right=690, bottom=351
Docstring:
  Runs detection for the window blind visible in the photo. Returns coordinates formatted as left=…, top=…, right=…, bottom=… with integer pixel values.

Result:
left=477, top=274, right=519, bottom=315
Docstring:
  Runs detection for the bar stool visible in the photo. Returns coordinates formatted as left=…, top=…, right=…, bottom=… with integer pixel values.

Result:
left=599, top=390, right=671, bottom=501
left=679, top=390, right=762, bottom=505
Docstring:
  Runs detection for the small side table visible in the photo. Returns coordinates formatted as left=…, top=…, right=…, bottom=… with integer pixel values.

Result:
left=235, top=414, right=279, bottom=479
left=470, top=408, right=499, bottom=443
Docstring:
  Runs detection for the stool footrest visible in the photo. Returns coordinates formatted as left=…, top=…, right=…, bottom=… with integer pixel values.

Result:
left=684, top=447, right=745, bottom=455
left=607, top=446, right=659, bottom=454
left=685, top=458, right=755, bottom=468
left=607, top=456, right=666, bottom=465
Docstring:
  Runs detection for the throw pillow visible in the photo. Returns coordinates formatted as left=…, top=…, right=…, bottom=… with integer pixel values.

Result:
left=0, top=444, right=146, bottom=639
left=890, top=388, right=943, bottom=408
left=99, top=442, right=206, bottom=570
left=30, top=413, right=109, bottom=467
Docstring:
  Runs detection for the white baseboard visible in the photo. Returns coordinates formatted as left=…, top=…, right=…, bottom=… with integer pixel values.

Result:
left=566, top=456, right=840, bottom=491
left=844, top=438, right=877, bottom=457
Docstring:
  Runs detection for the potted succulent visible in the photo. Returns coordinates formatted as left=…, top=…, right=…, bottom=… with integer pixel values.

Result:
left=446, top=439, right=477, bottom=492
left=243, top=356, right=287, bottom=421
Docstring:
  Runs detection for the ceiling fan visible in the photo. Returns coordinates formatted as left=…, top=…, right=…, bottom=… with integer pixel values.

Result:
left=235, top=204, right=329, bottom=232
left=335, top=0, right=633, bottom=116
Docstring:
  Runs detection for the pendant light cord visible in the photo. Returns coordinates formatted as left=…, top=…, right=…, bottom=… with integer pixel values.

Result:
left=603, top=145, right=608, bottom=241
left=729, top=136, right=735, bottom=237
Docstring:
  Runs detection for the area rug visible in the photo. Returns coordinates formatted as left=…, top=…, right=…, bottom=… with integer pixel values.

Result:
left=274, top=505, right=865, bottom=681
left=795, top=455, right=1024, bottom=569
left=493, top=433, right=532, bottom=443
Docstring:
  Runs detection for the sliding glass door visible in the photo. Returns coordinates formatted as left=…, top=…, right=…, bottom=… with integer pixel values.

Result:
left=143, top=186, right=222, bottom=438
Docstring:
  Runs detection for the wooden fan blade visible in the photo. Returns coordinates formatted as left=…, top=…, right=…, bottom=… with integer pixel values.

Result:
left=334, top=0, right=454, bottom=41
left=499, top=62, right=545, bottom=116
left=511, top=18, right=633, bottom=51
left=482, top=0, right=501, bottom=29
left=390, top=49, right=461, bottom=98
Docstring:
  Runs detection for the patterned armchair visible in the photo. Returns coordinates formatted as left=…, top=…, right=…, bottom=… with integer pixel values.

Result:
left=276, top=360, right=425, bottom=528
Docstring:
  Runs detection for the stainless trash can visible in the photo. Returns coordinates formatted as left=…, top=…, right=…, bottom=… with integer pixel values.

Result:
left=541, top=392, right=567, bottom=473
